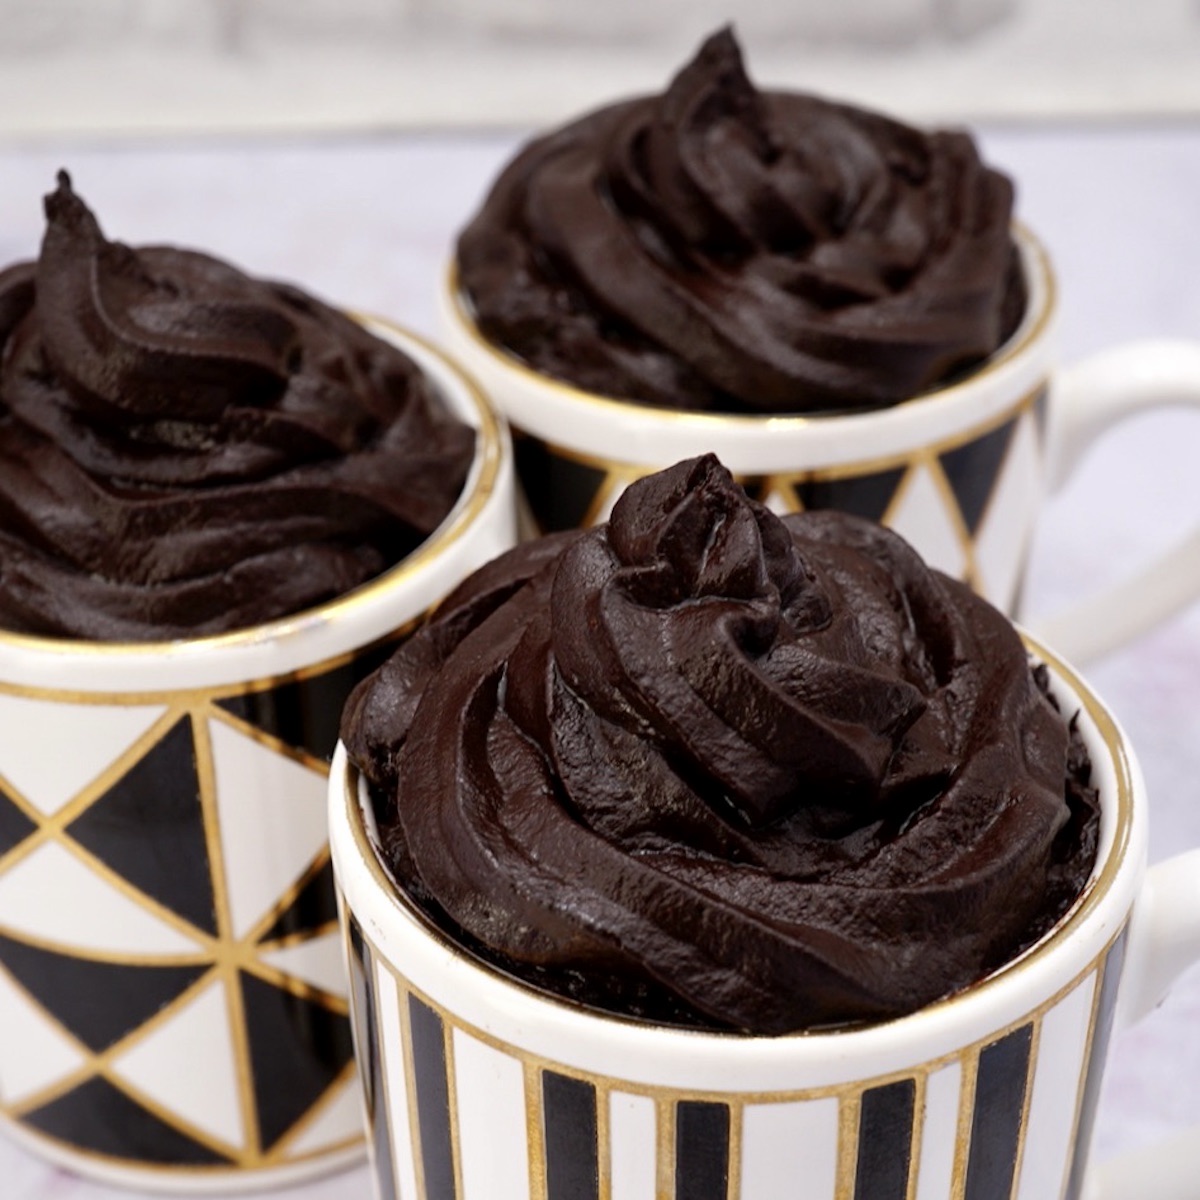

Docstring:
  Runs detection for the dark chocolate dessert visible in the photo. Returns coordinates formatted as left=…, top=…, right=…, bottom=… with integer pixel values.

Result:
left=0, top=173, right=476, bottom=641
left=343, top=455, right=1098, bottom=1034
left=458, top=27, right=1025, bottom=415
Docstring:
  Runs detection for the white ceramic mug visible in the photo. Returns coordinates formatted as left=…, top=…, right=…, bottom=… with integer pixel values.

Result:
left=0, top=325, right=515, bottom=1193
left=329, top=638, right=1200, bottom=1200
left=439, top=226, right=1200, bottom=667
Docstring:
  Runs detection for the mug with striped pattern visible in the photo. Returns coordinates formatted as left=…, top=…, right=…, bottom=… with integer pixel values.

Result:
left=329, top=640, right=1200, bottom=1200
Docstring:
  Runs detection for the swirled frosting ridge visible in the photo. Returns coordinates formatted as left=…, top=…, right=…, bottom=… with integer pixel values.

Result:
left=344, top=455, right=1098, bottom=1033
left=458, top=27, right=1025, bottom=414
left=0, top=173, right=475, bottom=640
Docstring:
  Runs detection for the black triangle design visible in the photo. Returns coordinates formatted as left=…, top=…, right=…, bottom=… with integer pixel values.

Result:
left=737, top=476, right=771, bottom=506
left=0, top=932, right=208, bottom=1053
left=796, top=466, right=908, bottom=524
left=216, top=640, right=393, bottom=764
left=514, top=434, right=610, bottom=533
left=257, top=859, right=339, bottom=946
left=939, top=417, right=1020, bottom=536
left=22, top=1075, right=231, bottom=1165
left=239, top=971, right=355, bottom=1150
left=0, top=782, right=37, bottom=858
left=66, top=717, right=217, bottom=937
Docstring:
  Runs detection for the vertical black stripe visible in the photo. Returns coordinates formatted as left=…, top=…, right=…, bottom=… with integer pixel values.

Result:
left=1064, top=929, right=1130, bottom=1200
left=408, top=995, right=458, bottom=1200
left=964, top=1023, right=1035, bottom=1200
left=675, top=1100, right=730, bottom=1200
left=346, top=918, right=398, bottom=1200
left=854, top=1078, right=916, bottom=1200
left=542, top=1071, right=599, bottom=1200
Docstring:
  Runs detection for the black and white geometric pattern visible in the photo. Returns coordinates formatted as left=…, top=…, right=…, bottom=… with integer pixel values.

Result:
left=514, top=386, right=1048, bottom=615
left=0, top=650, right=390, bottom=1178
left=342, top=910, right=1127, bottom=1200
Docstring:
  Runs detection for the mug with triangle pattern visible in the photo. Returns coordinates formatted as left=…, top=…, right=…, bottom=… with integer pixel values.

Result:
left=0, top=328, right=514, bottom=1192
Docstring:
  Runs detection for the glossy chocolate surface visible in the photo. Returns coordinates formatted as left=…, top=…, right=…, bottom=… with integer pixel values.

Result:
left=0, top=174, right=474, bottom=640
left=459, top=28, right=1025, bottom=415
left=345, top=456, right=1098, bottom=1033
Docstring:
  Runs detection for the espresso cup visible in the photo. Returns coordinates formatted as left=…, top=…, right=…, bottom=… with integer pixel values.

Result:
left=330, top=636, right=1200, bottom=1200
left=439, top=225, right=1200, bottom=666
left=0, top=325, right=515, bottom=1193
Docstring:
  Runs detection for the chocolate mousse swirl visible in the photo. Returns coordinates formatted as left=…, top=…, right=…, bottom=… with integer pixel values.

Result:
left=458, top=28, right=1026, bottom=414
left=345, top=456, right=1097, bottom=1033
left=0, top=173, right=475, bottom=640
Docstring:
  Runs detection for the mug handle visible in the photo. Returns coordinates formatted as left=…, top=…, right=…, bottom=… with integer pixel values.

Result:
left=1088, top=848, right=1200, bottom=1199
left=1030, top=338, right=1200, bottom=665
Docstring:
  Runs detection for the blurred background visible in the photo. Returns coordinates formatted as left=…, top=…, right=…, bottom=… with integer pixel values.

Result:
left=4, top=3, right=1200, bottom=1195
left=2, top=0, right=1199, bottom=136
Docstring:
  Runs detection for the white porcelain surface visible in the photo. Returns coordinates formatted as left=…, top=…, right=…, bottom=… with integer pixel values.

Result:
left=916, top=1065, right=961, bottom=1200
left=2, top=124, right=1200, bottom=1198
left=210, top=719, right=332, bottom=939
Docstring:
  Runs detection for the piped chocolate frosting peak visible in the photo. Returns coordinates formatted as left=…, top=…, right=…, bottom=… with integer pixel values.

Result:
left=345, top=456, right=1098, bottom=1033
left=0, top=173, right=475, bottom=640
left=458, top=28, right=1026, bottom=414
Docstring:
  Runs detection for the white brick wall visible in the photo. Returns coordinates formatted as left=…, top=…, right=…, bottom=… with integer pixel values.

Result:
left=1, top=0, right=1198, bottom=133
left=0, top=0, right=1011, bottom=51
left=414, top=0, right=1006, bottom=43
left=238, top=0, right=410, bottom=44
